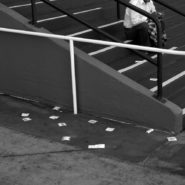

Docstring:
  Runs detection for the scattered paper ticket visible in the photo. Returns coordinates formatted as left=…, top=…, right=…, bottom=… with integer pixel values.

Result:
left=49, top=115, right=59, bottom=120
left=61, top=136, right=71, bottom=141
left=146, top=128, right=154, bottom=134
left=88, top=120, right=98, bottom=124
left=53, top=106, right=61, bottom=111
left=58, top=123, right=67, bottom=127
left=105, top=127, right=115, bottom=132
left=167, top=137, right=177, bottom=142
left=21, top=113, right=30, bottom=117
left=22, top=117, right=32, bottom=122
left=88, top=144, right=105, bottom=149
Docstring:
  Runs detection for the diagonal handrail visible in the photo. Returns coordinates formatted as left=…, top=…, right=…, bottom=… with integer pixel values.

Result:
left=1, top=27, right=185, bottom=114
left=115, top=0, right=163, bottom=99
left=30, top=0, right=156, bottom=65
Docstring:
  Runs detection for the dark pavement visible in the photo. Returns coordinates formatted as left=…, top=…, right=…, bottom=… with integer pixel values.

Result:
left=0, top=94, right=184, bottom=169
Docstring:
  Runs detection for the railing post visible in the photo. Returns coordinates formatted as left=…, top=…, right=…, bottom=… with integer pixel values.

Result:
left=156, top=18, right=163, bottom=100
left=116, top=0, right=121, bottom=20
left=30, top=0, right=37, bottom=25
left=157, top=53, right=163, bottom=99
left=69, top=39, right=78, bottom=115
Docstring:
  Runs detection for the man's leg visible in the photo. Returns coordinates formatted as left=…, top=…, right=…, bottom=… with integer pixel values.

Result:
left=134, top=22, right=151, bottom=46
left=124, top=27, right=136, bottom=43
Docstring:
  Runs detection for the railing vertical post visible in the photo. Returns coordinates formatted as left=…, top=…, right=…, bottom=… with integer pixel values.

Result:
left=157, top=53, right=163, bottom=99
left=156, top=19, right=163, bottom=99
left=116, top=0, right=121, bottom=20
left=69, top=39, right=78, bottom=115
left=30, top=0, right=37, bottom=25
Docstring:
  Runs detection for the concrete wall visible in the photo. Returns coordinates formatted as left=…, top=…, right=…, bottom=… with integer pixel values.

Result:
left=0, top=3, right=183, bottom=133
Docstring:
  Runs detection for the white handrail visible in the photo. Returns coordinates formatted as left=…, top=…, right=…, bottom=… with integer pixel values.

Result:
left=69, top=39, right=78, bottom=115
left=1, top=27, right=185, bottom=56
left=0, top=26, right=185, bottom=114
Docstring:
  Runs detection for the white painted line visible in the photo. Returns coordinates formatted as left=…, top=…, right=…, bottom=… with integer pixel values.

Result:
left=73, top=7, right=102, bottom=15
left=68, top=20, right=123, bottom=37
left=118, top=47, right=177, bottom=73
left=68, top=29, right=92, bottom=37
left=37, top=15, right=68, bottom=23
left=183, top=108, right=185, bottom=115
left=89, top=46, right=116, bottom=56
left=169, top=46, right=178, bottom=50
left=98, top=20, right=124, bottom=29
left=150, top=78, right=157, bottom=82
left=89, top=40, right=132, bottom=56
left=9, top=0, right=56, bottom=9
left=118, top=60, right=147, bottom=73
left=150, top=71, right=185, bottom=92
left=37, top=7, right=102, bottom=23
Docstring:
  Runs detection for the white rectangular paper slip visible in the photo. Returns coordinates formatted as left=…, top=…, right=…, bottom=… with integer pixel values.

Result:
left=88, top=144, right=105, bottom=149
left=49, top=115, right=59, bottom=120
left=61, top=136, right=71, bottom=141
left=58, top=123, right=67, bottom=127
left=21, top=113, right=30, bottom=117
left=88, top=120, right=98, bottom=124
left=53, top=106, right=61, bottom=111
left=105, top=127, right=115, bottom=132
left=146, top=128, right=154, bottom=134
left=22, top=117, right=32, bottom=122
left=167, top=137, right=177, bottom=142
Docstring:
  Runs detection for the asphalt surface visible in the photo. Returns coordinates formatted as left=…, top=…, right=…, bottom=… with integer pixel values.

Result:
left=0, top=94, right=185, bottom=178
left=0, top=94, right=171, bottom=163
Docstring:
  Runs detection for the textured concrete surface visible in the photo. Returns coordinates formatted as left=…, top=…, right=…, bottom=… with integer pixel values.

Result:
left=0, top=95, right=185, bottom=184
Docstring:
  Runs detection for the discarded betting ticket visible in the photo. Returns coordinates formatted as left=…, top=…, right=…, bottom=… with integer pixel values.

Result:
left=88, top=144, right=105, bottom=149
left=22, top=117, right=32, bottom=122
left=49, top=115, right=59, bottom=120
left=58, top=122, right=67, bottom=127
left=53, top=106, right=61, bottom=111
left=105, top=127, right=115, bottom=132
left=88, top=120, right=98, bottom=124
left=167, top=137, right=177, bottom=142
left=61, top=136, right=71, bottom=141
left=146, top=128, right=154, bottom=134
left=21, top=113, right=30, bottom=117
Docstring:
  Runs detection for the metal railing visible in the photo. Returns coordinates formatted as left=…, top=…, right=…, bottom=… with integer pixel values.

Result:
left=0, top=27, right=185, bottom=114
left=31, top=0, right=117, bottom=42
left=115, top=0, right=185, bottom=99
left=30, top=0, right=156, bottom=68
left=115, top=0, right=163, bottom=99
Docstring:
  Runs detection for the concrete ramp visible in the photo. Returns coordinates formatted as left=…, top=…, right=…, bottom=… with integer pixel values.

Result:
left=0, top=3, right=183, bottom=133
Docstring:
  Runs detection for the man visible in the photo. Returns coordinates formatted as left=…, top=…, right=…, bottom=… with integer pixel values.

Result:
left=123, top=0, right=156, bottom=46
